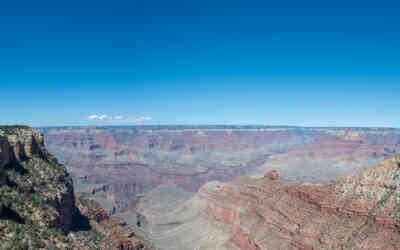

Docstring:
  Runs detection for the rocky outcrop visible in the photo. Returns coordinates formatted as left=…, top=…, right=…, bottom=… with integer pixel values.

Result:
left=0, top=126, right=77, bottom=233
left=0, top=136, right=10, bottom=185
left=0, top=136, right=9, bottom=170
left=0, top=128, right=79, bottom=234
left=46, top=183, right=78, bottom=233
left=1, top=126, right=49, bottom=162
left=202, top=157, right=400, bottom=249
left=0, top=126, right=149, bottom=249
left=77, top=198, right=146, bottom=249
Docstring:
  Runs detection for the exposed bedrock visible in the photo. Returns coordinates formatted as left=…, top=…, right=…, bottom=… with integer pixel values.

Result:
left=0, top=126, right=148, bottom=249
left=0, top=128, right=49, bottom=173
left=0, top=136, right=9, bottom=169
left=202, top=157, right=400, bottom=249
left=77, top=198, right=147, bottom=249
left=0, top=136, right=10, bottom=184
left=0, top=127, right=77, bottom=233
left=2, top=127, right=49, bottom=161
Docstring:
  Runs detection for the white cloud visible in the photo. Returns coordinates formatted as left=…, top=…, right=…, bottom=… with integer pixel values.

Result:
left=88, top=115, right=152, bottom=123
left=88, top=114, right=111, bottom=121
left=135, top=117, right=152, bottom=122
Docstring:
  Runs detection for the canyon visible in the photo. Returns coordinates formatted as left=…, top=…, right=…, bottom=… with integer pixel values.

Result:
left=39, top=125, right=400, bottom=249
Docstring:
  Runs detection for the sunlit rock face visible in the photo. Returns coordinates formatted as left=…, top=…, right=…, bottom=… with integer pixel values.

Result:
left=0, top=126, right=148, bottom=249
left=0, top=128, right=49, bottom=176
left=0, top=126, right=78, bottom=247
left=0, top=127, right=48, bottom=162
left=202, top=157, right=400, bottom=249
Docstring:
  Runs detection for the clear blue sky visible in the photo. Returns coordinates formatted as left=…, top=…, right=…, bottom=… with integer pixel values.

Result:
left=1, top=1, right=399, bottom=127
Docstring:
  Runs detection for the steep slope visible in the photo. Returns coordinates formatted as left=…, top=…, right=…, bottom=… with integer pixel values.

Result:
left=0, top=126, right=145, bottom=249
left=201, top=156, right=400, bottom=249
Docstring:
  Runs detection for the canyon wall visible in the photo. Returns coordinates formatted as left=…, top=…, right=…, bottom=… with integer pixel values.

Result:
left=42, top=126, right=310, bottom=153
left=201, top=157, right=400, bottom=249
left=0, top=126, right=147, bottom=249
left=0, top=126, right=76, bottom=232
left=0, top=135, right=10, bottom=184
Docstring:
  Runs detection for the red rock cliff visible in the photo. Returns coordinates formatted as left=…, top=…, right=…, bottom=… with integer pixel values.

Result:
left=202, top=157, right=400, bottom=249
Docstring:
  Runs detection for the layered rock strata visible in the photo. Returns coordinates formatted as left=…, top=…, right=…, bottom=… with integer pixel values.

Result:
left=0, top=126, right=76, bottom=232
left=0, top=126, right=147, bottom=249
left=77, top=198, right=147, bottom=249
left=202, top=157, right=400, bottom=249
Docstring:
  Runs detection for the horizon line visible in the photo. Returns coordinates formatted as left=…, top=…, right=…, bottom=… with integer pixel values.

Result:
left=30, top=124, right=400, bottom=130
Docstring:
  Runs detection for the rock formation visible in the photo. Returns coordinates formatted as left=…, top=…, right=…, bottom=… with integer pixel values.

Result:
left=201, top=156, right=400, bottom=249
left=0, top=126, right=147, bottom=249
left=0, top=135, right=10, bottom=184
left=77, top=198, right=148, bottom=250
left=0, top=135, right=9, bottom=168
left=0, top=126, right=76, bottom=233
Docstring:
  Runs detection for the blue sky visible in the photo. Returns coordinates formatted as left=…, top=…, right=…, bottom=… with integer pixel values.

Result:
left=1, top=1, right=399, bottom=127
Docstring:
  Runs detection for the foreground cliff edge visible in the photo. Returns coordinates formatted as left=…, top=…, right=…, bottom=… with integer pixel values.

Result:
left=0, top=126, right=146, bottom=249
left=201, top=156, right=400, bottom=249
